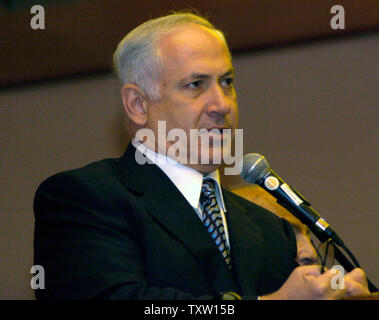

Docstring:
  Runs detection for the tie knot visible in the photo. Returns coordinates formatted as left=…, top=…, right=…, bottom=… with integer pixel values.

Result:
left=200, top=178, right=216, bottom=208
left=201, top=177, right=216, bottom=194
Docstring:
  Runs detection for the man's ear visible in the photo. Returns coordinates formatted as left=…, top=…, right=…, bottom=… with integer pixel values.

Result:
left=121, top=84, right=148, bottom=127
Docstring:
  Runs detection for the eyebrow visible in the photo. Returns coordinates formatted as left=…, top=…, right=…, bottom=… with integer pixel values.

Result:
left=221, top=68, right=235, bottom=78
left=184, top=68, right=235, bottom=82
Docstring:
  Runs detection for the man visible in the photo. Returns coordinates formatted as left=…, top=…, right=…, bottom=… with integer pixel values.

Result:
left=230, top=184, right=319, bottom=266
left=33, top=12, right=369, bottom=300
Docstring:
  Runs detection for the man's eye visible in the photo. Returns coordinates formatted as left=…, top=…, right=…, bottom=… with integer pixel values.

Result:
left=221, top=77, right=234, bottom=87
left=187, top=80, right=203, bottom=89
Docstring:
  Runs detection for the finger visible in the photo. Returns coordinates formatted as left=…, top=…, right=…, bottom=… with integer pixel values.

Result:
left=303, top=267, right=346, bottom=300
left=344, top=277, right=371, bottom=297
left=301, top=265, right=323, bottom=277
left=346, top=268, right=368, bottom=288
left=319, top=268, right=347, bottom=299
left=318, top=267, right=343, bottom=283
left=301, top=266, right=322, bottom=286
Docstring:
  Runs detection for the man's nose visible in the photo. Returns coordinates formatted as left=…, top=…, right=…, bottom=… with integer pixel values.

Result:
left=205, top=84, right=232, bottom=119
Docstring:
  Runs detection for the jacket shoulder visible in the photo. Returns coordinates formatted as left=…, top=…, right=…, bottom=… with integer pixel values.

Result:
left=36, top=157, right=123, bottom=193
left=33, top=157, right=133, bottom=217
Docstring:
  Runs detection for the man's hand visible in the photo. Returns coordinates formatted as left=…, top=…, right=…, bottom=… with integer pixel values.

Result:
left=344, top=268, right=370, bottom=297
left=260, top=266, right=370, bottom=300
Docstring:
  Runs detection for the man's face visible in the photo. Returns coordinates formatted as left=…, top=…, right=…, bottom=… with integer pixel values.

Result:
left=145, top=25, right=238, bottom=173
left=289, top=220, right=319, bottom=266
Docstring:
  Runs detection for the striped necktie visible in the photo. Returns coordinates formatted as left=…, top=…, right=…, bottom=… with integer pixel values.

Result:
left=200, top=178, right=231, bottom=269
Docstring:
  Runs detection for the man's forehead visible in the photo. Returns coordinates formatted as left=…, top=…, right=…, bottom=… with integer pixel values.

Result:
left=291, top=219, right=310, bottom=235
left=156, top=26, right=232, bottom=82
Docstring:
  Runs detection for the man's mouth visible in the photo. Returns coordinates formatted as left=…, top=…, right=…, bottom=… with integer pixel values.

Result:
left=196, top=127, right=232, bottom=141
left=200, top=126, right=230, bottom=134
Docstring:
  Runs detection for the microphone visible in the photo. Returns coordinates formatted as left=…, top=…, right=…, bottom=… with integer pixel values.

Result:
left=241, top=153, right=344, bottom=246
left=241, top=153, right=379, bottom=292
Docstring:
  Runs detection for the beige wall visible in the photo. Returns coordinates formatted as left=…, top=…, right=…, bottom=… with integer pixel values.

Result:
left=0, top=33, right=378, bottom=299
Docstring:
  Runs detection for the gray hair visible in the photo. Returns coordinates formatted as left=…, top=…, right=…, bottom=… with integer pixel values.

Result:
left=113, top=12, right=229, bottom=101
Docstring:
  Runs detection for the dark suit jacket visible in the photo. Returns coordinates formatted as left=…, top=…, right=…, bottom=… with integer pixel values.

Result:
left=33, top=143, right=298, bottom=299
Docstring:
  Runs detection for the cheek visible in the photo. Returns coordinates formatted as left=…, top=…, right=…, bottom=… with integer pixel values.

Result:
left=170, top=103, right=204, bottom=130
left=165, top=111, right=194, bottom=133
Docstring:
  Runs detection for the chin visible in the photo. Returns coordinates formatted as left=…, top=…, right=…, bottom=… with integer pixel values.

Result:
left=188, top=163, right=221, bottom=174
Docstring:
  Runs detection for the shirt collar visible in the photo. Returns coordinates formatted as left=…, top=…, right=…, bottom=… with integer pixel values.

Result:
left=131, top=139, right=226, bottom=211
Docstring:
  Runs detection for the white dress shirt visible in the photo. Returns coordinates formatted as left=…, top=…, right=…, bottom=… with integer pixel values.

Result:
left=132, top=139, right=231, bottom=249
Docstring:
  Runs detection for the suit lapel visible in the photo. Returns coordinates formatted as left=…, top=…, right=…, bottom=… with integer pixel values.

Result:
left=118, top=144, right=238, bottom=293
left=223, top=190, right=264, bottom=296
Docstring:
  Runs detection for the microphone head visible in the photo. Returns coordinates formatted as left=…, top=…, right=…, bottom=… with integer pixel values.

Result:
left=241, top=153, right=270, bottom=183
